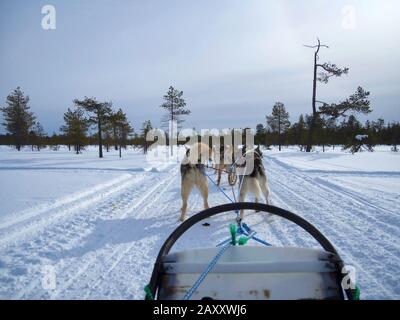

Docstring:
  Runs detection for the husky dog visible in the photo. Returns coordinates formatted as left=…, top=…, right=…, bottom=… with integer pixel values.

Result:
left=238, top=145, right=270, bottom=219
left=180, top=142, right=212, bottom=222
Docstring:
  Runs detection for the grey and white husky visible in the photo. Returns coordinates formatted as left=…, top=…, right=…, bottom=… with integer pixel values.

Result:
left=180, top=142, right=212, bottom=222
left=238, top=146, right=270, bottom=219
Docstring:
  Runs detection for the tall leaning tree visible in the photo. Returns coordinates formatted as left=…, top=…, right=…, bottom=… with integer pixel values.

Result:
left=160, top=86, right=190, bottom=156
left=304, top=39, right=347, bottom=152
left=73, top=97, right=111, bottom=158
left=0, top=87, right=36, bottom=151
left=304, top=38, right=371, bottom=152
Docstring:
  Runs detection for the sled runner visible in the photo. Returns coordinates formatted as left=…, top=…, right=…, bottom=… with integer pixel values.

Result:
left=145, top=203, right=359, bottom=300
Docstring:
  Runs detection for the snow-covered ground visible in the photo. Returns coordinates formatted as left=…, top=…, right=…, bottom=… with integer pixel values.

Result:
left=0, top=145, right=399, bottom=299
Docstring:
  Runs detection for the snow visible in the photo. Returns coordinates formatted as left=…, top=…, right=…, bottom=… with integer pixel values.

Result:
left=0, top=170, right=124, bottom=219
left=355, top=134, right=369, bottom=141
left=268, top=146, right=400, bottom=173
left=0, top=145, right=399, bottom=299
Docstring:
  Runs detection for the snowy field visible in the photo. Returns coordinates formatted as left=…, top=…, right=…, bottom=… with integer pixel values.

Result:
left=0, top=145, right=399, bottom=299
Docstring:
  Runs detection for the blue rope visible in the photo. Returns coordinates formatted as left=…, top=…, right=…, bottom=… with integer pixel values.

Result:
left=203, top=170, right=236, bottom=204
left=241, top=222, right=272, bottom=246
left=203, top=169, right=242, bottom=222
left=251, top=236, right=272, bottom=246
left=182, top=242, right=232, bottom=300
left=217, top=223, right=272, bottom=247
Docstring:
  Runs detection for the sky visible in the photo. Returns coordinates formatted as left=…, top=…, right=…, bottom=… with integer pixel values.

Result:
left=0, top=0, right=399, bottom=134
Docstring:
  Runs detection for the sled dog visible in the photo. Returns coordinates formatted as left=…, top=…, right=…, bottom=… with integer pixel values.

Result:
left=180, top=142, right=212, bottom=221
left=238, top=146, right=270, bottom=219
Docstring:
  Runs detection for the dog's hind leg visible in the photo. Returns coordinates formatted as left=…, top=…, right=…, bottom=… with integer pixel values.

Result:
left=254, top=196, right=260, bottom=212
left=197, top=176, right=209, bottom=210
left=217, top=167, right=222, bottom=186
left=260, top=177, right=270, bottom=205
left=238, top=181, right=247, bottom=219
left=180, top=180, right=193, bottom=221
left=253, top=182, right=263, bottom=212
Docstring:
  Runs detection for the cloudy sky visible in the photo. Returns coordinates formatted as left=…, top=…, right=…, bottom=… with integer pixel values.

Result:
left=0, top=0, right=399, bottom=134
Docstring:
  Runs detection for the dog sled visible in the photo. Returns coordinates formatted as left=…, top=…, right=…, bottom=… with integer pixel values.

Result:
left=145, top=202, right=359, bottom=300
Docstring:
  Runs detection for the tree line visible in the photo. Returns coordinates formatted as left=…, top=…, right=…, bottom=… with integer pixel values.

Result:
left=1, top=85, right=399, bottom=157
left=256, top=102, right=400, bottom=153
left=0, top=86, right=192, bottom=157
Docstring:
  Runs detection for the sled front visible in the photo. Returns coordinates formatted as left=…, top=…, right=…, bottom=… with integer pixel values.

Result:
left=158, top=246, right=343, bottom=300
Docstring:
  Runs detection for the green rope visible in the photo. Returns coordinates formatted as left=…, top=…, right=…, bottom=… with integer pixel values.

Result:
left=144, top=284, right=154, bottom=300
left=238, top=236, right=249, bottom=245
left=354, top=285, right=361, bottom=300
left=230, top=223, right=237, bottom=245
left=230, top=223, right=252, bottom=246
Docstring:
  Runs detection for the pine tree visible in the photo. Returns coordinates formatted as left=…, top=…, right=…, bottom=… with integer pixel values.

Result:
left=390, top=122, right=400, bottom=152
left=255, top=124, right=265, bottom=146
left=266, top=102, right=290, bottom=151
left=0, top=87, right=36, bottom=150
left=141, top=120, right=153, bottom=154
left=73, top=97, right=111, bottom=158
left=112, top=108, right=133, bottom=158
left=160, top=86, right=190, bottom=156
left=318, top=87, right=372, bottom=120
left=29, top=122, right=46, bottom=151
left=291, top=114, right=307, bottom=151
left=60, top=108, right=89, bottom=154
left=371, top=118, right=385, bottom=145
left=102, top=118, right=113, bottom=152
left=313, top=115, right=335, bottom=152
left=106, top=110, right=124, bottom=151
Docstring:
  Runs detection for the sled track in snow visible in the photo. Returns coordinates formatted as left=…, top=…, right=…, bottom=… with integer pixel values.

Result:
left=1, top=155, right=398, bottom=299
left=0, top=173, right=143, bottom=248
left=264, top=156, right=400, bottom=299
left=51, top=167, right=180, bottom=299
left=1, top=166, right=181, bottom=299
left=79, top=188, right=205, bottom=299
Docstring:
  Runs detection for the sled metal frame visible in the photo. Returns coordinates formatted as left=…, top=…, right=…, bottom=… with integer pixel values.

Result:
left=147, top=202, right=356, bottom=300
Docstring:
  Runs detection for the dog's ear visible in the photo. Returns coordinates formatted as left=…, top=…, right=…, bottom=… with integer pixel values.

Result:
left=184, top=145, right=190, bottom=156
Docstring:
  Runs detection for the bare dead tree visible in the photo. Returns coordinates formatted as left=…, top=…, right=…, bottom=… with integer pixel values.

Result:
left=304, top=38, right=348, bottom=152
